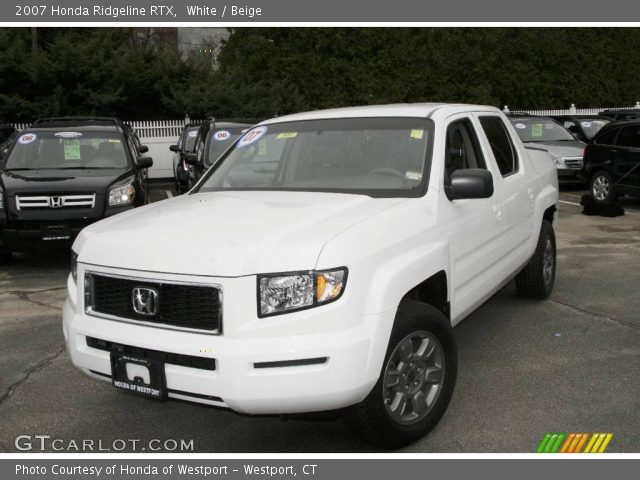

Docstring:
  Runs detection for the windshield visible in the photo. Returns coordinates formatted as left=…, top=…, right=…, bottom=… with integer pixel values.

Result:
left=577, top=118, right=610, bottom=139
left=195, top=117, right=433, bottom=197
left=510, top=118, right=575, bottom=142
left=183, top=127, right=199, bottom=152
left=5, top=131, right=128, bottom=170
left=205, top=127, right=247, bottom=166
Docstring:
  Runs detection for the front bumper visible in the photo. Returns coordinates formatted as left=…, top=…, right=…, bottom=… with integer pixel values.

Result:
left=557, top=168, right=581, bottom=183
left=62, top=267, right=389, bottom=415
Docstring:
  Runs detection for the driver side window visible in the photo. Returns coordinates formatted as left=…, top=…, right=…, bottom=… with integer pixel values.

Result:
left=444, top=119, right=487, bottom=186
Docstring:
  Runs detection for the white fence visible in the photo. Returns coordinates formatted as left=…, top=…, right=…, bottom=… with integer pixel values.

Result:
left=504, top=102, right=640, bottom=116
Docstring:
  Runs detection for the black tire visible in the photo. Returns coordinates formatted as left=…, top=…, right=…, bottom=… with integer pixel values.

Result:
left=590, top=170, right=617, bottom=205
left=0, top=251, right=12, bottom=265
left=343, top=300, right=457, bottom=448
left=515, top=220, right=556, bottom=300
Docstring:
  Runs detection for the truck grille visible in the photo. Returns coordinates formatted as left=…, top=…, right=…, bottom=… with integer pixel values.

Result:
left=563, top=157, right=583, bottom=169
left=16, top=194, right=96, bottom=211
left=85, top=273, right=222, bottom=334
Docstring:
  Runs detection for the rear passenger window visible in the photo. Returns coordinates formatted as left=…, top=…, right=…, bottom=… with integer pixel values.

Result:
left=616, top=126, right=640, bottom=148
left=444, top=119, right=486, bottom=185
left=595, top=129, right=616, bottom=145
left=479, top=116, right=519, bottom=176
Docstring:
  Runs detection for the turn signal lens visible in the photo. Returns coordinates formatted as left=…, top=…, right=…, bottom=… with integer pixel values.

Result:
left=316, top=270, right=346, bottom=303
left=316, top=275, right=326, bottom=301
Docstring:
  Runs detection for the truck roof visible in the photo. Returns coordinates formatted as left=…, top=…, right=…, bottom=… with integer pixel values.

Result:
left=261, top=103, right=503, bottom=125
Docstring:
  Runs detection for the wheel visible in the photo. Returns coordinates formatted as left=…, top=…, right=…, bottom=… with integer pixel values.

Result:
left=344, top=300, right=457, bottom=448
left=0, top=251, right=12, bottom=265
left=590, top=170, right=616, bottom=205
left=515, top=220, right=556, bottom=299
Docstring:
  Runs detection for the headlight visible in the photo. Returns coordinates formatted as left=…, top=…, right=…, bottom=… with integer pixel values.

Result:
left=551, top=155, right=562, bottom=166
left=70, top=251, right=78, bottom=283
left=258, top=268, right=347, bottom=317
left=108, top=183, right=135, bottom=206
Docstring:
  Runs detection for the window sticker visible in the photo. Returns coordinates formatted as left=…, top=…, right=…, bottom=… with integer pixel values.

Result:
left=277, top=132, right=298, bottom=139
left=410, top=129, right=424, bottom=139
left=108, top=139, right=121, bottom=143
left=54, top=131, right=83, bottom=138
left=18, top=133, right=37, bottom=144
left=581, top=121, right=592, bottom=128
left=238, top=126, right=268, bottom=148
left=515, top=123, right=526, bottom=129
left=405, top=171, right=422, bottom=181
left=214, top=130, right=231, bottom=141
left=188, top=130, right=198, bottom=138
left=531, top=124, right=543, bottom=137
left=258, top=139, right=267, bottom=155
left=63, top=139, right=81, bottom=160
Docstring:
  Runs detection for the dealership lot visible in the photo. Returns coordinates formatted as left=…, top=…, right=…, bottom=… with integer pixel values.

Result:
left=0, top=184, right=638, bottom=453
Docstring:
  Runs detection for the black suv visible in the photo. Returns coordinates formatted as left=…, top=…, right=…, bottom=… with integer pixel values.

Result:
left=599, top=109, right=640, bottom=122
left=582, top=120, right=640, bottom=204
left=0, top=116, right=152, bottom=263
left=183, top=121, right=254, bottom=188
left=169, top=122, right=202, bottom=193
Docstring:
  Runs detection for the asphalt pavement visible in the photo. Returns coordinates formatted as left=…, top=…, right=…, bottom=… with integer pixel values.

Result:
left=0, top=184, right=638, bottom=453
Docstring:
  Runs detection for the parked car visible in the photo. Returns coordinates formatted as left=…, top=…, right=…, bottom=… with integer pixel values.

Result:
left=183, top=121, right=253, bottom=188
left=0, top=116, right=152, bottom=264
left=170, top=122, right=202, bottom=193
left=599, top=109, right=640, bottom=122
left=509, top=115, right=585, bottom=183
left=64, top=104, right=558, bottom=447
left=582, top=119, right=640, bottom=204
left=550, top=115, right=611, bottom=144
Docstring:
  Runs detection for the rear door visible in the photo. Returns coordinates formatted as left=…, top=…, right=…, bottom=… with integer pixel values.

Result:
left=475, top=114, right=536, bottom=276
left=611, top=125, right=640, bottom=191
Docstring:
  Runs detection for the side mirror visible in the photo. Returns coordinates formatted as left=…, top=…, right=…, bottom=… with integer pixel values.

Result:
left=138, top=145, right=149, bottom=154
left=137, top=156, right=153, bottom=169
left=446, top=169, right=493, bottom=200
left=184, top=152, right=199, bottom=165
left=169, top=144, right=180, bottom=152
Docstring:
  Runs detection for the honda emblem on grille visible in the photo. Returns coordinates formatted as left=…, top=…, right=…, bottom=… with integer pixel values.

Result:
left=49, top=196, right=64, bottom=208
left=132, top=287, right=159, bottom=316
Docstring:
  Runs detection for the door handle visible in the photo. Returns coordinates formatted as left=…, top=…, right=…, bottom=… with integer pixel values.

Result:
left=492, top=204, right=503, bottom=222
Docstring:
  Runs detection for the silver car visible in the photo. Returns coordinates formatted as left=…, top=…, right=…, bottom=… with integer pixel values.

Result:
left=510, top=116, right=585, bottom=184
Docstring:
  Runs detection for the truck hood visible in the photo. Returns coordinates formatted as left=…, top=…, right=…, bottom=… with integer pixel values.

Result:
left=75, top=190, right=407, bottom=277
left=0, top=168, right=129, bottom=195
left=522, top=140, right=585, bottom=158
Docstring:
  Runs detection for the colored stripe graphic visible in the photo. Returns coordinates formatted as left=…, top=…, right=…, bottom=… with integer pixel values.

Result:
left=537, top=433, right=566, bottom=453
left=538, top=433, right=612, bottom=453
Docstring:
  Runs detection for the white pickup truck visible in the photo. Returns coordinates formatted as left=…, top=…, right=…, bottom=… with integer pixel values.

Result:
left=63, top=104, right=558, bottom=447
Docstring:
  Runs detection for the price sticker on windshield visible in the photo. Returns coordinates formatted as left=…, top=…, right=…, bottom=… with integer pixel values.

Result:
left=410, top=129, right=424, bottom=139
left=277, top=132, right=298, bottom=139
left=64, top=140, right=81, bottom=160
left=531, top=124, right=543, bottom=137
